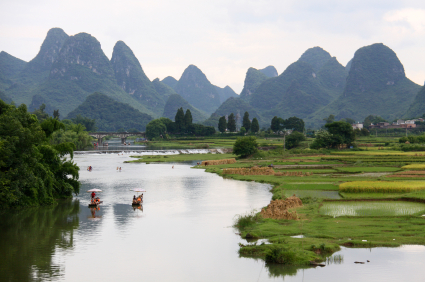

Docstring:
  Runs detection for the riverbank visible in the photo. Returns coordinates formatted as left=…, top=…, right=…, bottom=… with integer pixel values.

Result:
left=127, top=148, right=425, bottom=265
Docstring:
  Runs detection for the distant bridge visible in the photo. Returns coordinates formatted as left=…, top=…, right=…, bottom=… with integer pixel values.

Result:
left=88, top=132, right=146, bottom=145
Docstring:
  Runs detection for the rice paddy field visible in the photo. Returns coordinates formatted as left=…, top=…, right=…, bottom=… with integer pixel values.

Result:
left=128, top=137, right=425, bottom=265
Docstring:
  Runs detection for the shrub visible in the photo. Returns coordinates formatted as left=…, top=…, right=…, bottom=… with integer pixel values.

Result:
left=233, top=136, right=259, bottom=158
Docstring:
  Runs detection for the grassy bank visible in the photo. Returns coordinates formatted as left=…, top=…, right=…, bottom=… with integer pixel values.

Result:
left=127, top=143, right=425, bottom=265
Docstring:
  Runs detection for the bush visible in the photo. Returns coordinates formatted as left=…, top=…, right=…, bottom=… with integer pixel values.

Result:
left=285, top=131, right=305, bottom=149
left=265, top=246, right=297, bottom=264
left=233, top=136, right=259, bottom=158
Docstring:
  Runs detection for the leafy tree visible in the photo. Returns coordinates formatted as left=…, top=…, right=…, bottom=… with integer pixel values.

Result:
left=311, top=121, right=355, bottom=149
left=271, top=116, right=280, bottom=132
left=251, top=118, right=259, bottom=133
left=227, top=113, right=236, bottom=132
left=175, top=107, right=185, bottom=132
left=233, top=136, right=259, bottom=158
left=242, top=112, right=251, bottom=132
left=323, top=114, right=335, bottom=124
left=0, top=101, right=80, bottom=208
left=240, top=126, right=246, bottom=135
left=283, top=117, right=305, bottom=132
left=285, top=131, right=306, bottom=149
left=363, top=115, right=387, bottom=127
left=326, top=121, right=355, bottom=146
left=310, top=130, right=341, bottom=149
left=71, top=115, right=97, bottom=132
left=218, top=116, right=227, bottom=133
left=53, top=109, right=60, bottom=120
left=32, top=104, right=49, bottom=122
left=184, top=109, right=193, bottom=127
left=146, top=119, right=167, bottom=140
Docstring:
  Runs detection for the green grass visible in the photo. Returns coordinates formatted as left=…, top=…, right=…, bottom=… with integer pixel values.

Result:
left=125, top=153, right=235, bottom=163
left=336, top=167, right=400, bottom=173
left=282, top=183, right=339, bottom=190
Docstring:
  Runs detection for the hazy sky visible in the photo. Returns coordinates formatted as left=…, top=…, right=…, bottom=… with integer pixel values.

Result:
left=1, top=0, right=424, bottom=93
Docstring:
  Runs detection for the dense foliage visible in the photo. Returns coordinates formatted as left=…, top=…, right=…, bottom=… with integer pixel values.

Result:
left=285, top=131, right=306, bottom=149
left=242, top=111, right=251, bottom=132
left=251, top=118, right=259, bottom=133
left=271, top=116, right=305, bottom=132
left=0, top=100, right=80, bottom=209
left=50, top=120, right=94, bottom=150
left=146, top=108, right=215, bottom=139
left=66, top=92, right=153, bottom=131
left=218, top=116, right=227, bottom=133
left=311, top=121, right=355, bottom=149
left=233, top=136, right=259, bottom=158
left=227, top=113, right=236, bottom=132
left=363, top=115, right=387, bottom=127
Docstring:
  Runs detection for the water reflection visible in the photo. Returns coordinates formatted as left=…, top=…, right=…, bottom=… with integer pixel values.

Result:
left=0, top=200, right=79, bottom=281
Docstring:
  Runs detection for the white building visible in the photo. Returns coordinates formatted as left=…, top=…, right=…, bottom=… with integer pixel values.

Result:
left=352, top=123, right=363, bottom=130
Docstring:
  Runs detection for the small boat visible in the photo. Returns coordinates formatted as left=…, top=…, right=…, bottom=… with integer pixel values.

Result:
left=88, top=200, right=103, bottom=207
left=132, top=200, right=142, bottom=206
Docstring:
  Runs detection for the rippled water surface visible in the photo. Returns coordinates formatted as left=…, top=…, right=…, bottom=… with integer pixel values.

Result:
left=1, top=145, right=425, bottom=281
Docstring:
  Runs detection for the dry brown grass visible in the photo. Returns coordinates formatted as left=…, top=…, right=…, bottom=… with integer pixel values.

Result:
left=201, top=159, right=236, bottom=166
left=222, top=166, right=275, bottom=175
left=260, top=196, right=303, bottom=220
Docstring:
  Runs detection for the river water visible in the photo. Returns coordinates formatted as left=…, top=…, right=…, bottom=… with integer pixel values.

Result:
left=1, top=146, right=425, bottom=281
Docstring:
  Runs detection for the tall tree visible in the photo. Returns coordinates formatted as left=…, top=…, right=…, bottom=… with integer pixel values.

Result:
left=271, top=116, right=280, bottom=132
left=184, top=109, right=193, bottom=127
left=283, top=116, right=305, bottom=133
left=251, top=118, right=259, bottom=133
left=53, top=109, right=60, bottom=120
left=175, top=107, right=185, bottom=132
left=218, top=116, right=227, bottom=133
left=227, top=113, right=236, bottom=132
left=242, top=111, right=251, bottom=132
left=323, top=114, right=335, bottom=124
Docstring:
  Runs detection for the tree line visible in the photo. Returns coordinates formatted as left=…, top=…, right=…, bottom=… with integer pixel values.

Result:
left=217, top=112, right=260, bottom=133
left=146, top=108, right=215, bottom=140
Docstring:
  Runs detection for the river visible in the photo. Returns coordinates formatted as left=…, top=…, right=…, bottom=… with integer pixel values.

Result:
left=1, top=144, right=425, bottom=281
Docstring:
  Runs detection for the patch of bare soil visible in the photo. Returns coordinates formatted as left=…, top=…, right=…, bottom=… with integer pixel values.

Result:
left=261, top=196, right=303, bottom=220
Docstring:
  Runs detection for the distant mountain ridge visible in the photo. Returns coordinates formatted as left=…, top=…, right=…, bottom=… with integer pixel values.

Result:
left=306, top=43, right=420, bottom=126
left=173, top=65, right=221, bottom=114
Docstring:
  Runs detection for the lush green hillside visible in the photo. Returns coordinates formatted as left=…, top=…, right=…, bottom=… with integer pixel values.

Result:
left=404, top=87, right=425, bottom=118
left=152, top=78, right=177, bottom=99
left=0, top=51, right=27, bottom=91
left=214, top=85, right=238, bottom=103
left=31, top=32, right=154, bottom=117
left=173, top=65, right=221, bottom=114
left=298, top=46, right=332, bottom=71
left=306, top=43, right=420, bottom=127
left=5, top=28, right=69, bottom=105
left=239, top=68, right=269, bottom=100
left=111, top=41, right=164, bottom=116
left=161, top=76, right=178, bottom=88
left=259, top=65, right=278, bottom=77
left=162, top=94, right=207, bottom=122
left=66, top=92, right=153, bottom=131
left=317, top=57, right=348, bottom=98
left=249, top=60, right=335, bottom=118
left=203, top=97, right=265, bottom=128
